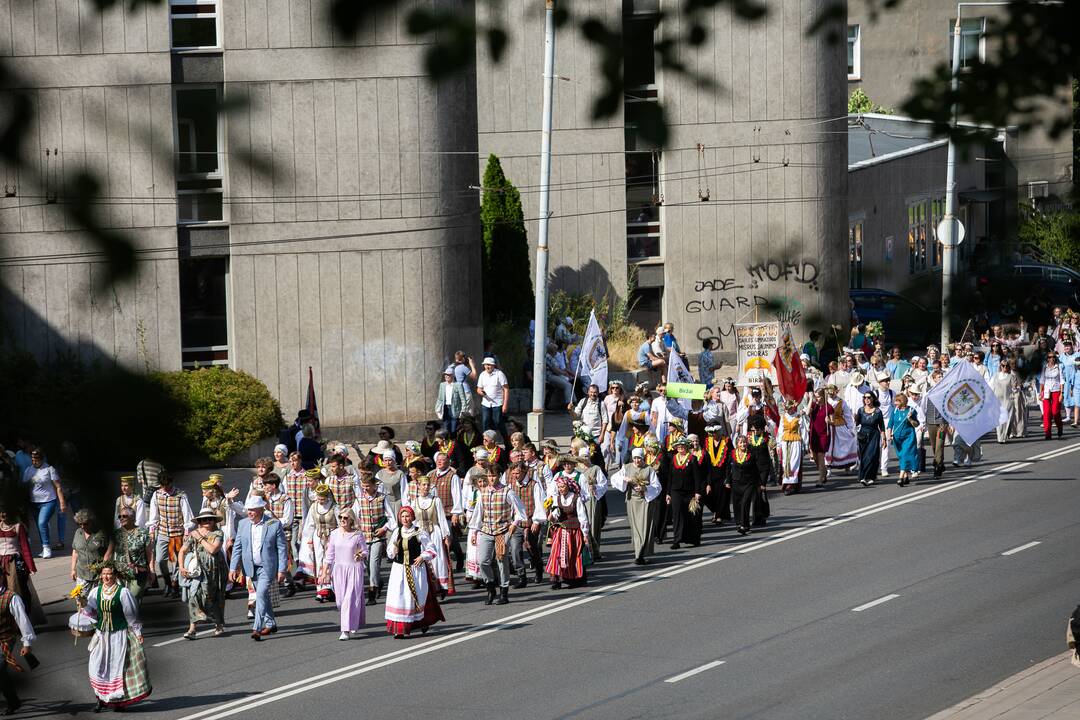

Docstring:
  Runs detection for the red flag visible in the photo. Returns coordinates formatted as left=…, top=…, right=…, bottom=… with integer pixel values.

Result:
left=305, top=366, right=320, bottom=434
left=772, top=325, right=807, bottom=403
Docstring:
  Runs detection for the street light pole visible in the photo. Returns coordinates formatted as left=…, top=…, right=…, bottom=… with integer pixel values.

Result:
left=528, top=0, right=557, bottom=443
left=940, top=11, right=963, bottom=350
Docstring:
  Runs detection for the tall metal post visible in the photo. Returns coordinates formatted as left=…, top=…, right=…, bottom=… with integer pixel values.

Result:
left=528, top=0, right=557, bottom=443
left=940, top=12, right=963, bottom=350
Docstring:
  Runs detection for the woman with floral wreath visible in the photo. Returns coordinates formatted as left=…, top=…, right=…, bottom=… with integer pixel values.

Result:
left=83, top=561, right=151, bottom=711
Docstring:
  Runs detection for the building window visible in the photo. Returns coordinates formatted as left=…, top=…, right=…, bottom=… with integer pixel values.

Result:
left=626, top=150, right=661, bottom=260
left=949, top=17, right=985, bottom=69
left=929, top=197, right=944, bottom=267
left=849, top=221, right=863, bottom=289
left=624, top=13, right=661, bottom=262
left=179, top=257, right=229, bottom=367
left=171, top=0, right=219, bottom=51
left=908, top=201, right=928, bottom=274
left=175, top=86, right=224, bottom=224
left=847, top=25, right=861, bottom=80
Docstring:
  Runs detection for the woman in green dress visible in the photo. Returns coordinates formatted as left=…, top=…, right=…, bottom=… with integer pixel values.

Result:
left=113, top=508, right=154, bottom=604
left=177, top=510, right=227, bottom=639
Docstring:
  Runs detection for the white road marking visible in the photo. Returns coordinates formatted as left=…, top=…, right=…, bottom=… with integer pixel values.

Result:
left=851, top=594, right=900, bottom=612
left=176, top=454, right=1046, bottom=720
left=664, top=660, right=726, bottom=683
left=607, top=517, right=626, bottom=524
left=1027, top=441, right=1080, bottom=461
left=153, top=629, right=214, bottom=647
left=1001, top=540, right=1042, bottom=556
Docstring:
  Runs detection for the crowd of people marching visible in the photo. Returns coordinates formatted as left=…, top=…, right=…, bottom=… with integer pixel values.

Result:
left=2, top=308, right=1077, bottom=714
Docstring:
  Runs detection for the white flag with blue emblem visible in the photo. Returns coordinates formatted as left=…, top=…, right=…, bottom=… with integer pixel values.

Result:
left=925, top=360, right=1002, bottom=446
left=578, top=310, right=608, bottom=392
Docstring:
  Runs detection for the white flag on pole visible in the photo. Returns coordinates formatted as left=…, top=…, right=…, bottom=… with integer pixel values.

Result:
left=925, top=360, right=1002, bottom=446
left=578, top=310, right=608, bottom=392
left=667, top=349, right=696, bottom=410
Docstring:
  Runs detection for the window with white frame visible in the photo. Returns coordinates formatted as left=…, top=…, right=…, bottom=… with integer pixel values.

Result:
left=949, top=17, right=985, bottom=70
left=175, top=86, right=224, bottom=224
left=847, top=25, right=861, bottom=80
left=179, top=257, right=230, bottom=367
left=908, top=201, right=928, bottom=274
left=171, top=0, right=219, bottom=51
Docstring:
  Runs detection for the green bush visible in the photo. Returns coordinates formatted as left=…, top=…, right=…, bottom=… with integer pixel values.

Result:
left=154, top=367, right=283, bottom=463
left=1018, top=209, right=1080, bottom=270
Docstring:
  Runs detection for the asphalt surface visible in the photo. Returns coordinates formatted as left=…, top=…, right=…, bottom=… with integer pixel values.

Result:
left=24, top=433, right=1080, bottom=720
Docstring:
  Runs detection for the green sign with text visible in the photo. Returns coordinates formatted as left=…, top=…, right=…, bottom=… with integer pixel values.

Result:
left=666, top=382, right=707, bottom=400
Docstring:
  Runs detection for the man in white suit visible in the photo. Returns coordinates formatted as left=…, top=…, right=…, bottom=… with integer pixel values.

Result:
left=229, top=496, right=288, bottom=641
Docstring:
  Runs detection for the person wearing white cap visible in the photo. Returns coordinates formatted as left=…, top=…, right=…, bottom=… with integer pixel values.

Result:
left=229, top=496, right=287, bottom=640
left=435, top=366, right=469, bottom=435
left=874, top=371, right=895, bottom=477
left=376, top=452, right=408, bottom=522
left=609, top=448, right=661, bottom=564
left=272, top=444, right=290, bottom=480
left=477, top=356, right=510, bottom=439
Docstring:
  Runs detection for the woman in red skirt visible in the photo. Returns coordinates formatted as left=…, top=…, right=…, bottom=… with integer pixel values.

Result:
left=545, top=468, right=590, bottom=589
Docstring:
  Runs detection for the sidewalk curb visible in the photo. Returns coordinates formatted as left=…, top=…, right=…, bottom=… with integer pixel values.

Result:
left=926, top=652, right=1079, bottom=719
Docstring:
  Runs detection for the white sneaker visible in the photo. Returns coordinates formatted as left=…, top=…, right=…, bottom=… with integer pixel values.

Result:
left=40, top=546, right=52, bottom=559
left=247, top=608, right=255, bottom=619
left=963, top=458, right=972, bottom=467
left=338, top=632, right=349, bottom=641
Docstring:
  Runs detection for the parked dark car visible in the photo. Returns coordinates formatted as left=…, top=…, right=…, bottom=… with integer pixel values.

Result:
left=974, top=262, right=1080, bottom=325
left=849, top=288, right=937, bottom=355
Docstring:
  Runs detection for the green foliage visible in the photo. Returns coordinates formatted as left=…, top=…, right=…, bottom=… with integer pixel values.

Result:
left=154, top=367, right=283, bottom=463
left=481, top=154, right=534, bottom=321
left=848, top=88, right=893, bottom=115
left=485, top=320, right=527, bottom=387
left=1018, top=209, right=1080, bottom=270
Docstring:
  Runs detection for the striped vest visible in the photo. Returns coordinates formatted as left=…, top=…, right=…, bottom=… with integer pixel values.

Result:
left=327, top=473, right=355, bottom=509
left=516, top=478, right=536, bottom=520
left=0, top=590, right=16, bottom=645
left=429, top=470, right=455, bottom=515
left=283, top=470, right=307, bottom=518
left=268, top=493, right=290, bottom=532
left=479, top=485, right=511, bottom=535
left=156, top=490, right=185, bottom=538
left=355, top=492, right=386, bottom=539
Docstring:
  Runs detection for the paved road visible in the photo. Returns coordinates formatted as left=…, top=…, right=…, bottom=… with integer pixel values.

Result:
left=25, top=434, right=1080, bottom=720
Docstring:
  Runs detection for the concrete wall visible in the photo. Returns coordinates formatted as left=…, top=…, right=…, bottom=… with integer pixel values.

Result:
left=663, top=0, right=849, bottom=353
left=849, top=143, right=987, bottom=298
left=0, top=0, right=181, bottom=371
left=222, top=0, right=483, bottom=429
left=848, top=0, right=1072, bottom=193
left=475, top=0, right=627, bottom=299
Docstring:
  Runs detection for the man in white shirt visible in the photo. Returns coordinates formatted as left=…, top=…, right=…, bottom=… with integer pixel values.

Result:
left=229, top=497, right=287, bottom=640
left=477, top=356, right=510, bottom=440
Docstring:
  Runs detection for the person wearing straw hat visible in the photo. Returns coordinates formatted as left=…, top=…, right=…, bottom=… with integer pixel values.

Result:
left=299, top=484, right=337, bottom=603
left=229, top=496, right=287, bottom=640
left=177, top=509, right=227, bottom=639
left=114, top=475, right=145, bottom=529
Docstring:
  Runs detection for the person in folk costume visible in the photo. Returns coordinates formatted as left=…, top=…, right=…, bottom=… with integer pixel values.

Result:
left=325, top=455, right=360, bottom=512
left=248, top=457, right=277, bottom=500
left=873, top=371, right=896, bottom=478
left=0, top=509, right=38, bottom=618
left=376, top=452, right=408, bottom=522
left=522, top=442, right=553, bottom=498
left=349, top=470, right=396, bottom=606
left=468, top=462, right=526, bottom=606
left=83, top=562, right=151, bottom=711
left=823, top=383, right=858, bottom=478
left=198, top=476, right=242, bottom=594
left=420, top=421, right=441, bottom=462
left=545, top=467, right=591, bottom=589
left=805, top=387, right=831, bottom=486
left=405, top=473, right=453, bottom=599
left=455, top=416, right=483, bottom=468
left=176, top=510, right=227, bottom=639
left=609, top=448, right=662, bottom=564
left=401, top=441, right=424, bottom=474
left=0, top=571, right=34, bottom=715
left=568, top=446, right=607, bottom=561
left=462, top=454, right=489, bottom=586
left=403, top=457, right=431, bottom=507
left=112, top=504, right=154, bottom=607
left=746, top=415, right=772, bottom=526
left=480, top=430, right=506, bottom=471
left=854, top=389, right=887, bottom=487
left=384, top=506, right=445, bottom=639
left=427, top=451, right=465, bottom=575
left=618, top=395, right=649, bottom=461
left=653, top=417, right=686, bottom=544
left=319, top=508, right=368, bottom=641
left=259, top=474, right=297, bottom=596
left=299, top=484, right=337, bottom=603
left=146, top=472, right=195, bottom=599
left=281, top=452, right=313, bottom=560
left=777, top=399, right=809, bottom=495
left=114, top=475, right=146, bottom=528
left=661, top=437, right=704, bottom=549
left=433, top=429, right=461, bottom=473
left=727, top=434, right=771, bottom=536
left=888, top=391, right=922, bottom=487
left=506, top=460, right=547, bottom=587
left=700, top=423, right=732, bottom=525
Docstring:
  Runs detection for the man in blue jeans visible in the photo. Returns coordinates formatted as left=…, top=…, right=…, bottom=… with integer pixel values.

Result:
left=477, top=357, right=510, bottom=440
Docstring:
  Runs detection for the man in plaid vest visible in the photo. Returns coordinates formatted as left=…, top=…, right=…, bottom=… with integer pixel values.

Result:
left=146, top=473, right=194, bottom=598
left=351, top=472, right=395, bottom=606
left=282, top=452, right=311, bottom=557
left=427, top=452, right=464, bottom=571
left=506, top=461, right=547, bottom=587
left=468, top=462, right=526, bottom=606
left=325, top=454, right=358, bottom=510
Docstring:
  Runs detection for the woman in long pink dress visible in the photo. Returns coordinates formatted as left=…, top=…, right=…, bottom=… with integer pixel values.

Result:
left=319, top=508, right=368, bottom=640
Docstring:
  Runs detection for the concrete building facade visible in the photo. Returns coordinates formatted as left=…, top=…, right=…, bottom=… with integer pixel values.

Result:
left=0, top=0, right=482, bottom=432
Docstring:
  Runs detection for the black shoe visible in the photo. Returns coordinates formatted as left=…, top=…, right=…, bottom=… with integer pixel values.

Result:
left=365, top=588, right=376, bottom=606
left=669, top=543, right=681, bottom=550
left=551, top=580, right=562, bottom=590
left=633, top=557, right=644, bottom=565
left=514, top=575, right=527, bottom=589
left=737, top=526, right=748, bottom=536
left=534, top=570, right=543, bottom=583
left=495, top=587, right=509, bottom=605
left=3, top=699, right=20, bottom=716
left=484, top=583, right=496, bottom=605
left=94, top=700, right=105, bottom=713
